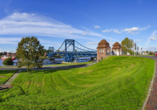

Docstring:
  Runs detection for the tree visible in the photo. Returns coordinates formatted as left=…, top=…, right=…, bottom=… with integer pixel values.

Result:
left=121, top=37, right=134, bottom=54
left=16, top=36, right=44, bottom=72
left=3, top=58, right=13, bottom=65
left=41, top=49, right=47, bottom=56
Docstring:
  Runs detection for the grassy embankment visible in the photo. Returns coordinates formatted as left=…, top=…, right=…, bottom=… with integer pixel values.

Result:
left=0, top=70, right=17, bottom=84
left=0, top=56, right=155, bottom=110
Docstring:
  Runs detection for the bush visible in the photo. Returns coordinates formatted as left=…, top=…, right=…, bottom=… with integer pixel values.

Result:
left=149, top=52, right=154, bottom=55
left=3, top=58, right=13, bottom=65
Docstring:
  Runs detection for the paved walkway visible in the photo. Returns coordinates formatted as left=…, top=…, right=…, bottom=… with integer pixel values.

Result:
left=4, top=70, right=21, bottom=85
left=0, top=63, right=95, bottom=70
left=0, top=70, right=21, bottom=90
left=139, top=56, right=157, bottom=110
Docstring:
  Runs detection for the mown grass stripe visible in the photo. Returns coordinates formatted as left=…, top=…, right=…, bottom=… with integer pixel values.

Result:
left=0, top=56, right=155, bottom=110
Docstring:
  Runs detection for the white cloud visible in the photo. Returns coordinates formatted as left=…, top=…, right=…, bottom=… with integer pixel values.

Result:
left=122, top=27, right=139, bottom=33
left=87, top=42, right=98, bottom=45
left=102, top=29, right=122, bottom=34
left=82, top=32, right=88, bottom=35
left=102, top=25, right=150, bottom=34
left=0, top=37, right=20, bottom=44
left=113, top=29, right=122, bottom=34
left=0, top=37, right=59, bottom=45
left=0, top=12, right=110, bottom=41
left=150, top=35, right=157, bottom=40
left=102, top=29, right=113, bottom=32
left=122, top=26, right=150, bottom=34
left=139, top=25, right=150, bottom=31
left=145, top=30, right=157, bottom=46
left=68, top=31, right=73, bottom=34
left=3, top=26, right=6, bottom=29
left=94, top=25, right=100, bottom=28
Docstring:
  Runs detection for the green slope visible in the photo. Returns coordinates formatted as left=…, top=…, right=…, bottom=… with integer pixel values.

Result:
left=0, top=70, right=17, bottom=84
left=0, top=56, right=155, bottom=110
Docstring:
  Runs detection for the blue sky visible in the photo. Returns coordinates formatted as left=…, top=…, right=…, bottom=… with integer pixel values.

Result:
left=0, top=0, right=157, bottom=52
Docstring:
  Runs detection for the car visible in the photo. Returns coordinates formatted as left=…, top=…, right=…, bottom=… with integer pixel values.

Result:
left=155, top=52, right=157, bottom=56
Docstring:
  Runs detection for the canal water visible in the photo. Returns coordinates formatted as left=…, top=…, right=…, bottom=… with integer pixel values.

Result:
left=0, top=57, right=91, bottom=66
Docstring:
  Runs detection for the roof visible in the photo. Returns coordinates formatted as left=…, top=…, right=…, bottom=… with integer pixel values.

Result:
left=112, top=42, right=121, bottom=49
left=97, top=39, right=110, bottom=48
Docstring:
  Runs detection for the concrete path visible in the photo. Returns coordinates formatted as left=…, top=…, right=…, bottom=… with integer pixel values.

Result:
left=4, top=70, right=21, bottom=86
left=0, top=70, right=21, bottom=90
left=0, top=63, right=95, bottom=70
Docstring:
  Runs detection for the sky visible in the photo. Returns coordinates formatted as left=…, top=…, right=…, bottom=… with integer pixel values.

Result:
left=0, top=0, right=157, bottom=52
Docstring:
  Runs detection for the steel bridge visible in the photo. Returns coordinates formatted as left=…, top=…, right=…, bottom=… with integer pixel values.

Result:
left=46, top=39, right=97, bottom=62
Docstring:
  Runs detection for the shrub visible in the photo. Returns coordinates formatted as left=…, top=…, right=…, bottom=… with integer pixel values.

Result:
left=3, top=58, right=13, bottom=65
left=149, top=52, right=154, bottom=55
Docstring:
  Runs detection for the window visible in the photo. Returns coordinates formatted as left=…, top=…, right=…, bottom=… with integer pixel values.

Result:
left=107, top=49, right=109, bottom=53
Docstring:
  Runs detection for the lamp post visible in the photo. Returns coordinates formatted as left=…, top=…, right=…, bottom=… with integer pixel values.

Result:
left=132, top=42, right=136, bottom=56
left=110, top=37, right=113, bottom=55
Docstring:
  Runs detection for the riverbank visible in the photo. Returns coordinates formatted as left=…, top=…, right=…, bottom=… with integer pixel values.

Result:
left=0, top=57, right=92, bottom=66
left=0, top=61, right=95, bottom=70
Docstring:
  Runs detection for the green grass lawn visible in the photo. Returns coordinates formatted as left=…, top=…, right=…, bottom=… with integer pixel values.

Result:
left=0, top=56, right=155, bottom=110
left=0, top=70, right=17, bottom=84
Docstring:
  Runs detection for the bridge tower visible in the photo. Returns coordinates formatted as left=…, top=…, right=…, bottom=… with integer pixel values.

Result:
left=65, top=39, right=75, bottom=52
left=48, top=47, right=54, bottom=52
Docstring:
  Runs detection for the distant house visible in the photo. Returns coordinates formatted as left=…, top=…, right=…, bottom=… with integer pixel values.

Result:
left=97, top=39, right=111, bottom=62
left=6, top=52, right=16, bottom=56
left=3, top=52, right=7, bottom=56
left=112, top=42, right=122, bottom=55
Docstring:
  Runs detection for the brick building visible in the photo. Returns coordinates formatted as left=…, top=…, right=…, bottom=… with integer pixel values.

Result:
left=97, top=39, right=111, bottom=62
left=112, top=42, right=122, bottom=55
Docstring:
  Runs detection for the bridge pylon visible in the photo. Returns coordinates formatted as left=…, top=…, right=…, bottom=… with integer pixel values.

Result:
left=65, top=39, right=75, bottom=52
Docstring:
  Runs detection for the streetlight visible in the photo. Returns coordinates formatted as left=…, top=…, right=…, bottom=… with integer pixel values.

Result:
left=110, top=37, right=113, bottom=55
